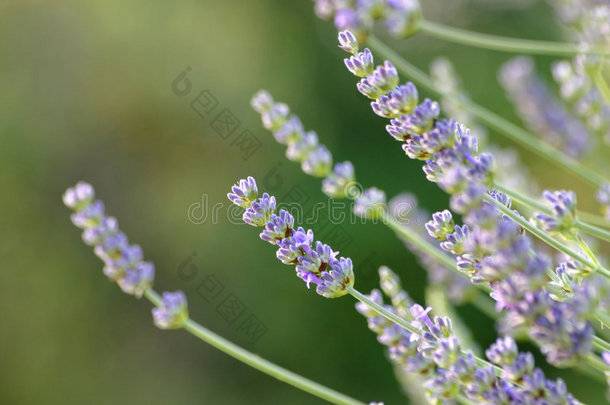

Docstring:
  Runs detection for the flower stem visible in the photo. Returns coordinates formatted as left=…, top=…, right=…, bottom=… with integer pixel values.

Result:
left=575, top=219, right=610, bottom=244
left=365, top=35, right=609, bottom=188
left=481, top=194, right=610, bottom=278
left=592, top=68, right=610, bottom=106
left=143, top=289, right=365, bottom=405
left=593, top=336, right=610, bottom=353
left=418, top=20, right=610, bottom=57
left=585, top=353, right=610, bottom=374
left=494, top=183, right=610, bottom=231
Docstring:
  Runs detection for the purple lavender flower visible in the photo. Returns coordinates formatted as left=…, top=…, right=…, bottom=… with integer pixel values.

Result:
left=243, top=193, right=276, bottom=227
left=499, top=57, right=591, bottom=157
left=302, top=145, right=333, bottom=177
left=286, top=130, right=319, bottom=162
left=344, top=48, right=374, bottom=77
left=152, top=291, right=188, bottom=329
left=534, top=190, right=577, bottom=234
left=227, top=176, right=259, bottom=208
left=260, top=210, right=295, bottom=244
left=322, top=161, right=355, bottom=198
left=425, top=210, right=455, bottom=241
left=63, top=182, right=154, bottom=297
left=354, top=187, right=386, bottom=220
left=356, top=269, right=580, bottom=403
left=337, top=29, right=359, bottom=53
left=228, top=177, right=354, bottom=298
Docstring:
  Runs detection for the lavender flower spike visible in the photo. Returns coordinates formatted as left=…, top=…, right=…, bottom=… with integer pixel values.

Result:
left=228, top=176, right=354, bottom=298
left=63, top=182, right=154, bottom=297
left=152, top=291, right=189, bottom=329
left=251, top=90, right=360, bottom=199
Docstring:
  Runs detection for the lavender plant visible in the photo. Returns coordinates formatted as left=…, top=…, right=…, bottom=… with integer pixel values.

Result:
left=62, top=2, right=610, bottom=404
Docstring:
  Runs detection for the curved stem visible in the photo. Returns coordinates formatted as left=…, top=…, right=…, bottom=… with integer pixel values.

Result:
left=585, top=353, right=610, bottom=374
left=419, top=20, right=610, bottom=57
left=365, top=35, right=609, bottom=188
left=143, top=290, right=365, bottom=405
left=481, top=194, right=610, bottom=279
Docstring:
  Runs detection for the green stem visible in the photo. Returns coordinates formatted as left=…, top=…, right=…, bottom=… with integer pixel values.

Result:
left=585, top=353, right=610, bottom=374
left=494, top=183, right=610, bottom=237
left=592, top=69, right=610, bottom=106
left=575, top=219, right=610, bottom=244
left=346, top=286, right=505, bottom=377
left=578, top=211, right=610, bottom=229
left=418, top=20, right=610, bottom=57
left=593, top=336, right=610, bottom=353
left=143, top=290, right=365, bottom=405
left=365, top=35, right=609, bottom=188
left=481, top=194, right=610, bottom=279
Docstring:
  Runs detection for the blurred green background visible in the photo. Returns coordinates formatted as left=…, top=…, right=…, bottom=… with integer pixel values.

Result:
left=1, top=0, right=605, bottom=403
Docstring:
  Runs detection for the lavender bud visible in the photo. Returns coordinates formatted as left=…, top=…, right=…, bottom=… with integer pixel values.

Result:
left=425, top=210, right=455, bottom=241
left=63, top=181, right=95, bottom=210
left=228, top=176, right=259, bottom=208
left=273, top=115, right=305, bottom=145
left=286, top=130, right=319, bottom=162
left=250, top=90, right=274, bottom=113
left=338, top=30, right=359, bottom=54
left=243, top=193, right=276, bottom=227
left=354, top=187, right=387, bottom=219
left=344, top=48, right=374, bottom=77
left=152, top=291, right=188, bottom=329
left=322, top=161, right=356, bottom=198
left=302, top=145, right=333, bottom=177
left=316, top=257, right=355, bottom=298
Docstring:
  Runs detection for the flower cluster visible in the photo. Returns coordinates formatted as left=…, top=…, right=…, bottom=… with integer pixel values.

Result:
left=429, top=190, right=598, bottom=367
left=314, top=0, right=421, bottom=41
left=251, top=89, right=387, bottom=220
left=340, top=31, right=494, bottom=214
left=499, top=57, right=591, bottom=158
left=338, top=32, right=602, bottom=367
left=357, top=267, right=579, bottom=404
left=63, top=182, right=155, bottom=297
left=430, top=57, right=538, bottom=194
left=64, top=182, right=189, bottom=329
left=228, top=176, right=354, bottom=298
left=552, top=58, right=610, bottom=146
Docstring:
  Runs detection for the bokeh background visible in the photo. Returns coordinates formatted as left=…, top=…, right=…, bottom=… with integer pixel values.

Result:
left=1, top=0, right=606, bottom=403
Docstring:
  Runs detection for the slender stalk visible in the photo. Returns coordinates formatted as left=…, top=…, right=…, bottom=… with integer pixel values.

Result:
left=418, top=20, right=610, bottom=57
left=575, top=219, right=610, bottom=244
left=495, top=183, right=610, bottom=232
left=143, top=290, right=365, bottom=405
left=365, top=35, right=609, bottom=188
left=595, top=310, right=610, bottom=331
left=578, top=211, right=610, bottom=229
left=593, top=336, right=610, bottom=353
left=585, top=353, right=610, bottom=374
left=481, top=194, right=610, bottom=279
left=592, top=69, right=610, bottom=106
